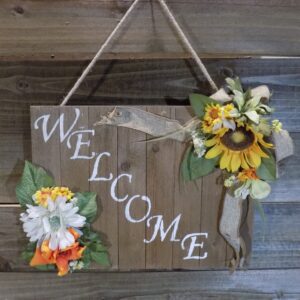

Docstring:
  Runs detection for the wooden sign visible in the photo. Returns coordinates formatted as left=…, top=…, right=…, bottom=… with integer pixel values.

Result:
left=30, top=106, right=252, bottom=271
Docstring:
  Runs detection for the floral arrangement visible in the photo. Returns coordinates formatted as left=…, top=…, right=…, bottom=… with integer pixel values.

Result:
left=16, top=161, right=110, bottom=276
left=181, top=77, right=281, bottom=201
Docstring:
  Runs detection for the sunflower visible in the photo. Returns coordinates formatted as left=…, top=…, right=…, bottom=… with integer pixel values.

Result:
left=205, top=126, right=273, bottom=172
left=202, top=103, right=238, bottom=133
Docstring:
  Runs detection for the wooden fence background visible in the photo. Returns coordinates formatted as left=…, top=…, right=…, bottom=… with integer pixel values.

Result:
left=0, top=0, right=300, bottom=299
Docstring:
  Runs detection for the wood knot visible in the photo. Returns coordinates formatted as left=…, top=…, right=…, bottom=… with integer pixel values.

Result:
left=152, top=144, right=160, bottom=153
left=13, top=6, right=24, bottom=15
left=16, top=79, right=29, bottom=91
left=121, top=161, right=131, bottom=171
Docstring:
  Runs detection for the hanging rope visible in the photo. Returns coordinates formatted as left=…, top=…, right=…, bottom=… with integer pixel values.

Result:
left=156, top=0, right=218, bottom=91
left=60, top=0, right=218, bottom=106
left=60, top=0, right=142, bottom=106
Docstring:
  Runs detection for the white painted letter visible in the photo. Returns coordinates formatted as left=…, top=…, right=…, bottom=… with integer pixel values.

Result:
left=125, top=195, right=151, bottom=223
left=89, top=152, right=114, bottom=182
left=181, top=233, right=208, bottom=260
left=110, top=173, right=132, bottom=202
left=144, top=214, right=181, bottom=243
left=67, top=130, right=95, bottom=160
left=34, top=108, right=80, bottom=143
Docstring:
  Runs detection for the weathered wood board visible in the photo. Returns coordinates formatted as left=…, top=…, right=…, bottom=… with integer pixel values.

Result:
left=29, top=105, right=250, bottom=270
left=1, top=0, right=300, bottom=60
left=0, top=269, right=300, bottom=300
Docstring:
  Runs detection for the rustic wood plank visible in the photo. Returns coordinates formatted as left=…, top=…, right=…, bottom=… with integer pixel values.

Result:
left=172, top=106, right=203, bottom=269
left=2, top=0, right=300, bottom=60
left=250, top=202, right=300, bottom=269
left=59, top=106, right=89, bottom=190
left=0, top=269, right=299, bottom=299
left=200, top=170, right=227, bottom=269
left=30, top=106, right=61, bottom=184
left=117, top=117, right=147, bottom=270
left=1, top=202, right=297, bottom=270
left=2, top=59, right=300, bottom=135
left=89, top=107, right=119, bottom=270
left=145, top=106, right=176, bottom=269
left=0, top=134, right=30, bottom=203
left=266, top=132, right=300, bottom=202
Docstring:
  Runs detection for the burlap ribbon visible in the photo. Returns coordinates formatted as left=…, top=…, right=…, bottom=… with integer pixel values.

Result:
left=95, top=86, right=293, bottom=270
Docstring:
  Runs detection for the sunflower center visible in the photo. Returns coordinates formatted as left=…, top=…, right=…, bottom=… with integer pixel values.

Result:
left=49, top=215, right=61, bottom=231
left=209, top=108, right=219, bottom=119
left=221, top=127, right=255, bottom=151
left=231, top=131, right=246, bottom=143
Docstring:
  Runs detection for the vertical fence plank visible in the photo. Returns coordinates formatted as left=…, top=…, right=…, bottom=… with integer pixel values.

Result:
left=200, top=170, right=227, bottom=268
left=117, top=118, right=147, bottom=270
left=89, top=106, right=119, bottom=270
left=31, top=106, right=61, bottom=184
left=172, top=107, right=203, bottom=269
left=145, top=106, right=176, bottom=270
left=59, top=106, right=90, bottom=191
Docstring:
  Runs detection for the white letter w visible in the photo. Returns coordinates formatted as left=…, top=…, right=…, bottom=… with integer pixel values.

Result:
left=34, top=108, right=80, bottom=143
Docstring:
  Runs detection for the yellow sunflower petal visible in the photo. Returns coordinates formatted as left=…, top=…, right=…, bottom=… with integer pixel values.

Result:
left=220, top=150, right=231, bottom=170
left=252, top=143, right=269, bottom=158
left=247, top=150, right=261, bottom=168
left=205, top=144, right=223, bottom=159
left=257, top=133, right=273, bottom=148
left=205, top=138, right=217, bottom=147
left=231, top=152, right=242, bottom=172
left=241, top=153, right=250, bottom=170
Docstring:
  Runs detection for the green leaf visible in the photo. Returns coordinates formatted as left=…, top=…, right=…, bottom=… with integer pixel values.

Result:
left=35, top=264, right=56, bottom=271
left=189, top=154, right=219, bottom=180
left=189, top=93, right=218, bottom=118
left=91, top=251, right=110, bottom=266
left=244, top=95, right=261, bottom=110
left=181, top=146, right=218, bottom=181
left=252, top=198, right=266, bottom=223
left=181, top=146, right=193, bottom=181
left=244, top=111, right=260, bottom=124
left=226, top=77, right=243, bottom=93
left=76, top=192, right=98, bottom=223
left=233, top=90, right=245, bottom=111
left=21, top=242, right=36, bottom=262
left=16, top=161, right=55, bottom=208
left=256, top=152, right=276, bottom=181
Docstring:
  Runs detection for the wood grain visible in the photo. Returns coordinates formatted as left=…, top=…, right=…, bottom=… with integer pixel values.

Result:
left=200, top=170, right=227, bottom=269
left=145, top=107, right=176, bottom=269
left=0, top=269, right=299, bottom=299
left=117, top=116, right=147, bottom=270
left=1, top=1, right=300, bottom=60
left=89, top=107, right=119, bottom=269
left=59, top=106, right=90, bottom=190
left=1, top=58, right=300, bottom=135
left=250, top=202, right=300, bottom=269
left=172, top=106, right=203, bottom=269
left=30, top=106, right=61, bottom=184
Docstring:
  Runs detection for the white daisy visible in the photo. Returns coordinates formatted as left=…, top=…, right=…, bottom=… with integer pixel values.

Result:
left=20, top=196, right=86, bottom=250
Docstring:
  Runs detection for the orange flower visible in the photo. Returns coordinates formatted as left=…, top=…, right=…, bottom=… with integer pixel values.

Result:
left=237, top=168, right=259, bottom=182
left=30, top=228, right=85, bottom=276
